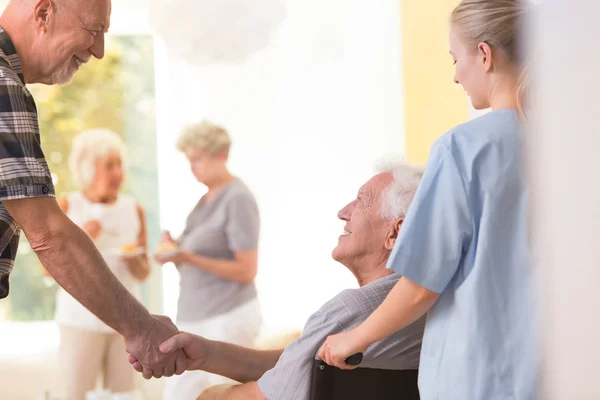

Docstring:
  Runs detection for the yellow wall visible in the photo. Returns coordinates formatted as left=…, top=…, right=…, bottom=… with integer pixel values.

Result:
left=400, top=0, right=469, bottom=164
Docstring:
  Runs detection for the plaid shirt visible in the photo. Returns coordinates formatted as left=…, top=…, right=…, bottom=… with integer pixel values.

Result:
left=0, top=27, right=55, bottom=299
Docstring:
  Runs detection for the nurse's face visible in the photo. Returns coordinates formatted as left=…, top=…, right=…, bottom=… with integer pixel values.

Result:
left=449, top=26, right=491, bottom=110
left=332, top=173, right=402, bottom=272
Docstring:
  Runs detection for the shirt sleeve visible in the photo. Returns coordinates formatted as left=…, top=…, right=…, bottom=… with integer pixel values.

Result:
left=0, top=75, right=54, bottom=200
left=257, top=311, right=343, bottom=400
left=225, top=192, right=260, bottom=251
left=387, top=139, right=473, bottom=293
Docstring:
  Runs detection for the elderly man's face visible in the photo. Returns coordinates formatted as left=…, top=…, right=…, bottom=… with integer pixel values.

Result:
left=31, top=0, right=111, bottom=84
left=332, top=172, right=399, bottom=267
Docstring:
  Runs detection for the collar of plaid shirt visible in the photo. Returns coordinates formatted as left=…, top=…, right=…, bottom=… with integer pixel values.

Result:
left=0, top=27, right=25, bottom=84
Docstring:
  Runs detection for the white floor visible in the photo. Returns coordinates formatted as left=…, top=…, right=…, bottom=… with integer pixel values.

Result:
left=0, top=322, right=163, bottom=400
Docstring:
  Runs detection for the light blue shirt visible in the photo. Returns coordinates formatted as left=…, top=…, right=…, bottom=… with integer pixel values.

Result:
left=388, top=109, right=538, bottom=400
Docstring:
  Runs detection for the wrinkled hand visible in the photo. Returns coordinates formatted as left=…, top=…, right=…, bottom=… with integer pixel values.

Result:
left=129, top=331, right=210, bottom=374
left=82, top=220, right=102, bottom=239
left=125, top=315, right=188, bottom=379
left=317, top=330, right=367, bottom=370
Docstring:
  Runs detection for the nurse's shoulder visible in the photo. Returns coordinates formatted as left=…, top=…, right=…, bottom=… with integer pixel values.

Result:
left=437, top=109, right=519, bottom=151
left=432, top=109, right=521, bottom=174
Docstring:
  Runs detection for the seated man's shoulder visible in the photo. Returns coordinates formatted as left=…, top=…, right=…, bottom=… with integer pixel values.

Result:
left=317, top=272, right=425, bottom=370
left=316, top=273, right=402, bottom=328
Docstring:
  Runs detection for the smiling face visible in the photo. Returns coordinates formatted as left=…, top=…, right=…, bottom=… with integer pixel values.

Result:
left=29, top=0, right=111, bottom=84
left=332, top=172, right=401, bottom=271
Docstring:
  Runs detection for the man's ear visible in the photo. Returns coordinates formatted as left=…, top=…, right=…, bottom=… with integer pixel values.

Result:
left=33, top=0, right=55, bottom=32
left=384, top=218, right=403, bottom=251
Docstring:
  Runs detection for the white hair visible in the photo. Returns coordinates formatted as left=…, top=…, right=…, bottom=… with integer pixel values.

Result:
left=374, top=156, right=424, bottom=220
left=176, top=120, right=232, bottom=155
left=69, top=129, right=127, bottom=189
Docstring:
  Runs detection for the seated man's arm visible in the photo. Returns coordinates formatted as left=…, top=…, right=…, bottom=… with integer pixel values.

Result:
left=158, top=331, right=284, bottom=382
left=198, top=383, right=265, bottom=400
left=160, top=307, right=345, bottom=400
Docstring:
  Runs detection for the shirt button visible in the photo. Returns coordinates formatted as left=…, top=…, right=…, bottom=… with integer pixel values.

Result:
left=42, top=186, right=49, bottom=194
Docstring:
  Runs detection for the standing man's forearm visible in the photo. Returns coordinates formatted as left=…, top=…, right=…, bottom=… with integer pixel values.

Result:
left=36, top=218, right=151, bottom=336
left=6, top=197, right=189, bottom=378
left=4, top=197, right=152, bottom=337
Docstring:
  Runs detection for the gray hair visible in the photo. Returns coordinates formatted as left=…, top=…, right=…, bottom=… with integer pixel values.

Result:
left=176, top=120, right=232, bottom=155
left=69, top=128, right=127, bottom=189
left=374, top=156, right=424, bottom=220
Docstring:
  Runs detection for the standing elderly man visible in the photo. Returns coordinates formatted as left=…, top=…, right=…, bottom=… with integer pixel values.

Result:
left=0, top=0, right=186, bottom=379
left=132, top=160, right=426, bottom=400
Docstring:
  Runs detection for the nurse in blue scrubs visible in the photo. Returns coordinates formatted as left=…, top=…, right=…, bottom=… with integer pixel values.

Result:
left=318, top=1, right=538, bottom=399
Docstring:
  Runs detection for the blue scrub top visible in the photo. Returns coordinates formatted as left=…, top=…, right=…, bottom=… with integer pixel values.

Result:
left=388, top=109, right=538, bottom=399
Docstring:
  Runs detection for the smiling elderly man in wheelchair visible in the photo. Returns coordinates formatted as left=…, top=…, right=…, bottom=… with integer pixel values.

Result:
left=131, top=160, right=427, bottom=400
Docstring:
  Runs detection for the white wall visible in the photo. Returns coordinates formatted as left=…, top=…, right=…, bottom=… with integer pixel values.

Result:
left=532, top=1, right=600, bottom=398
left=154, top=0, right=406, bottom=333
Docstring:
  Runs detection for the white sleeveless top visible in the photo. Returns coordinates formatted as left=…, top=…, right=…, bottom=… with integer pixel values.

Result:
left=55, top=192, right=141, bottom=332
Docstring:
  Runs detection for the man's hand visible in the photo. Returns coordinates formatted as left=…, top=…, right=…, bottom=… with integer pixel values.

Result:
left=130, top=331, right=282, bottom=384
left=317, top=329, right=367, bottom=370
left=130, top=330, right=209, bottom=374
left=125, top=315, right=188, bottom=379
left=160, top=331, right=211, bottom=370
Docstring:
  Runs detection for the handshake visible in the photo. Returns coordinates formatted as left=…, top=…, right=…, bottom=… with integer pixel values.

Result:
left=124, top=315, right=204, bottom=379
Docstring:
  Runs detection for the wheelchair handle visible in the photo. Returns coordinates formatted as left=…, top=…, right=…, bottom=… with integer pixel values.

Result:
left=345, top=352, right=363, bottom=366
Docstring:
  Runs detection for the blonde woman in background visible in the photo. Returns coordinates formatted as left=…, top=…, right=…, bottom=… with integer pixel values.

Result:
left=54, top=129, right=151, bottom=400
left=154, top=121, right=261, bottom=399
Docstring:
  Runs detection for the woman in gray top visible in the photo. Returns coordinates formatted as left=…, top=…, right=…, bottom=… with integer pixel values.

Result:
left=155, top=121, right=262, bottom=399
